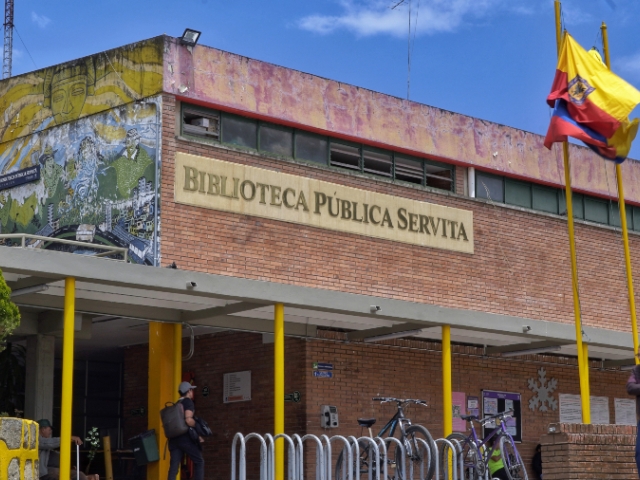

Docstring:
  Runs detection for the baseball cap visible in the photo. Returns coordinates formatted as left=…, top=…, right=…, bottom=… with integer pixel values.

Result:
left=37, top=419, right=52, bottom=428
left=178, top=381, right=197, bottom=395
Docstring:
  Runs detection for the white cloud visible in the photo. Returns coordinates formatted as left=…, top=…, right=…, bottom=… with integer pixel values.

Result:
left=615, top=52, right=640, bottom=81
left=31, top=11, right=51, bottom=29
left=298, top=0, right=528, bottom=37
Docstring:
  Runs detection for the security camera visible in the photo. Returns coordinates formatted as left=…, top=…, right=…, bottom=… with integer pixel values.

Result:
left=523, top=325, right=531, bottom=333
left=370, top=305, right=381, bottom=313
left=187, top=281, right=197, bottom=289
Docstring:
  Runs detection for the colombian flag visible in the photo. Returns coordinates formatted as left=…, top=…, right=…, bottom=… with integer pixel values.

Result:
left=544, top=33, right=640, bottom=162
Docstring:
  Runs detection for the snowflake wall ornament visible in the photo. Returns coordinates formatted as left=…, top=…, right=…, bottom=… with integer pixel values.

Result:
left=528, top=367, right=558, bottom=412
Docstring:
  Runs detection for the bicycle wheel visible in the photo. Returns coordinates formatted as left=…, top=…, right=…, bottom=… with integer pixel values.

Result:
left=398, top=425, right=437, bottom=480
left=335, top=439, right=379, bottom=480
left=444, top=433, right=484, bottom=480
left=499, top=436, right=528, bottom=480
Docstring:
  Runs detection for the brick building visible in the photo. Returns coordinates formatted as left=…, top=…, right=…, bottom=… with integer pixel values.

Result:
left=2, top=34, right=640, bottom=479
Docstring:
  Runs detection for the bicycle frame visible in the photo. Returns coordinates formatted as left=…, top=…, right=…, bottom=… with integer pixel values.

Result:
left=374, top=404, right=412, bottom=440
left=465, top=413, right=519, bottom=471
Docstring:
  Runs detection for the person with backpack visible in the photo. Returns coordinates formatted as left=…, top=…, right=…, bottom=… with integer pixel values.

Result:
left=168, top=382, right=204, bottom=480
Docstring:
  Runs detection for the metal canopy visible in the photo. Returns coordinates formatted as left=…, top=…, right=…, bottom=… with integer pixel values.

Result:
left=1, top=246, right=634, bottom=359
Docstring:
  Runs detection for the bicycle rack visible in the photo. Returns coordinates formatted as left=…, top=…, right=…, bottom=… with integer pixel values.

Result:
left=229, top=432, right=486, bottom=480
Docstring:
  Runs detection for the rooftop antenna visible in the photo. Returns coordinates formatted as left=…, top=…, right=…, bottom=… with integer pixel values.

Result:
left=391, top=0, right=419, bottom=100
left=3, top=0, right=14, bottom=79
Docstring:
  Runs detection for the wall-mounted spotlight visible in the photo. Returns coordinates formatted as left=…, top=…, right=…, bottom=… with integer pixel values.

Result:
left=180, top=28, right=201, bottom=47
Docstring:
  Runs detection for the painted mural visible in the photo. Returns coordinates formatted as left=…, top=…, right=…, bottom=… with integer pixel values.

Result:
left=0, top=100, right=160, bottom=264
left=0, top=36, right=163, bottom=156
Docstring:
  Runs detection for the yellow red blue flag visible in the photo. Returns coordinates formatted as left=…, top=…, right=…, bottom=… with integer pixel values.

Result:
left=544, top=33, right=640, bottom=162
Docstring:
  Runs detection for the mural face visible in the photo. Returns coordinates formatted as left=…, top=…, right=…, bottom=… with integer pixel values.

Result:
left=0, top=37, right=163, bottom=158
left=0, top=101, right=160, bottom=265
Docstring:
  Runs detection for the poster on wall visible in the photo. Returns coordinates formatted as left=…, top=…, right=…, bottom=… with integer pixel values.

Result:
left=559, top=394, right=611, bottom=424
left=482, top=390, right=522, bottom=442
left=615, top=398, right=636, bottom=425
left=223, top=371, right=251, bottom=403
left=452, top=392, right=467, bottom=432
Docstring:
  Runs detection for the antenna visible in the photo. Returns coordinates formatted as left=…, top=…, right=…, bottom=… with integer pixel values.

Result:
left=391, top=0, right=419, bottom=100
left=3, top=0, right=14, bottom=79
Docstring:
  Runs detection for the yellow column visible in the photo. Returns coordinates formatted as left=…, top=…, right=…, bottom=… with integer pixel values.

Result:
left=274, top=303, right=285, bottom=480
left=174, top=323, right=183, bottom=399
left=59, top=278, right=76, bottom=480
left=442, top=325, right=452, bottom=437
left=600, top=22, right=640, bottom=363
left=148, top=322, right=176, bottom=480
left=554, top=1, right=590, bottom=423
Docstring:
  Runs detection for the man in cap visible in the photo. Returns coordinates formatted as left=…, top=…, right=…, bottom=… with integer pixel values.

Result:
left=37, top=419, right=86, bottom=480
left=168, top=381, right=204, bottom=480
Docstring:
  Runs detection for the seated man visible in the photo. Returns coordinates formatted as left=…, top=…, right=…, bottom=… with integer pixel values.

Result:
left=38, top=419, right=87, bottom=480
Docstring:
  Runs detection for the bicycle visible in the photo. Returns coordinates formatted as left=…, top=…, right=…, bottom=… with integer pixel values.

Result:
left=335, top=397, right=438, bottom=480
left=445, top=410, right=528, bottom=480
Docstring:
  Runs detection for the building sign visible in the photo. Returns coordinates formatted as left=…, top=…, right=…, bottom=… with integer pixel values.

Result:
left=223, top=370, right=251, bottom=403
left=0, top=166, right=40, bottom=191
left=175, top=153, right=474, bottom=253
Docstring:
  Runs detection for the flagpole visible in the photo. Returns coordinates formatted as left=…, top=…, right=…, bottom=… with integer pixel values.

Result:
left=601, top=22, right=640, bottom=365
left=554, top=0, right=591, bottom=423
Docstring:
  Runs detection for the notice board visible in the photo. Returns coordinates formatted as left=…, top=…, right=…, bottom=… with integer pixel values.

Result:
left=482, top=390, right=522, bottom=442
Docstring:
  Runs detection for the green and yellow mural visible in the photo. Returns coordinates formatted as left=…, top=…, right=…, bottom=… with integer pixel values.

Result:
left=0, top=36, right=163, bottom=161
left=0, top=101, right=159, bottom=263
left=0, top=37, right=164, bottom=264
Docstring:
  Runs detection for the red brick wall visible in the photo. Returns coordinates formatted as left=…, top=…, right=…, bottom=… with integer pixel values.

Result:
left=161, top=93, right=640, bottom=333
left=541, top=423, right=637, bottom=479
left=123, top=330, right=632, bottom=480
left=455, top=165, right=466, bottom=195
left=123, top=332, right=307, bottom=480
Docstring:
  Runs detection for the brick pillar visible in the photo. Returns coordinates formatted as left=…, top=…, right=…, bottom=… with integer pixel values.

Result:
left=541, top=422, right=637, bottom=479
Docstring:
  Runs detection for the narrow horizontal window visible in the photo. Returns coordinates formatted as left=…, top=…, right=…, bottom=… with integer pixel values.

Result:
left=295, top=132, right=328, bottom=165
left=476, top=172, right=504, bottom=202
left=532, top=185, right=558, bottom=214
left=259, top=124, right=293, bottom=157
left=609, top=202, right=633, bottom=228
left=222, top=115, right=257, bottom=149
left=363, top=149, right=392, bottom=178
left=584, top=196, right=608, bottom=224
left=330, top=143, right=360, bottom=171
left=395, top=156, right=423, bottom=185
left=182, top=108, right=220, bottom=140
left=505, top=179, right=532, bottom=209
left=634, top=206, right=640, bottom=231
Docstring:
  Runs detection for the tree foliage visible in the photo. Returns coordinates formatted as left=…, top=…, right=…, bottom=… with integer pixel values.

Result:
left=0, top=268, right=20, bottom=351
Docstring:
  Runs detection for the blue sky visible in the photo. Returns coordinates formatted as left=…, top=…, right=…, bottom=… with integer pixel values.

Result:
left=9, top=0, right=640, bottom=159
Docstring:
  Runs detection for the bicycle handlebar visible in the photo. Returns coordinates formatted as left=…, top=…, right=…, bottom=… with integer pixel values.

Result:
left=463, top=409, right=514, bottom=425
left=372, top=397, right=428, bottom=406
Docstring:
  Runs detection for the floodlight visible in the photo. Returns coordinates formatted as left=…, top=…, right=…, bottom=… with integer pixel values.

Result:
left=180, top=28, right=201, bottom=47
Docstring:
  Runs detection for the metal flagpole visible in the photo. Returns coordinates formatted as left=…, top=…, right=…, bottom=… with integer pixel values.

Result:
left=554, top=0, right=591, bottom=423
left=600, top=22, right=640, bottom=365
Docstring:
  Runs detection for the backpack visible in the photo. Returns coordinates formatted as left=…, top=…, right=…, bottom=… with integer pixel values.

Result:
left=160, top=399, right=189, bottom=439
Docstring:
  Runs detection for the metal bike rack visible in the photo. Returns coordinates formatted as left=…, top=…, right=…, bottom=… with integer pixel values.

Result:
left=230, top=432, right=481, bottom=480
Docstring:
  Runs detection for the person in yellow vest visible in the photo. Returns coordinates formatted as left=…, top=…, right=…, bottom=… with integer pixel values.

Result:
left=486, top=435, right=509, bottom=480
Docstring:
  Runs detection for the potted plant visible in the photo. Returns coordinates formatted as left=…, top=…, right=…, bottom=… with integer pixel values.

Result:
left=85, top=427, right=101, bottom=480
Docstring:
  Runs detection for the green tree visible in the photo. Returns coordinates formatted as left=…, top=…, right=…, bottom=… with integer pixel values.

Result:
left=0, top=268, right=20, bottom=351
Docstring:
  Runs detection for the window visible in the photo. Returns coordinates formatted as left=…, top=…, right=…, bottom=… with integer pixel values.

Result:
left=609, top=202, right=633, bottom=228
left=395, top=156, right=423, bottom=185
left=222, top=114, right=257, bottom=149
left=330, top=142, right=360, bottom=171
left=180, top=102, right=455, bottom=193
left=259, top=124, right=293, bottom=157
left=584, top=196, right=609, bottom=224
left=295, top=132, right=328, bottom=165
left=634, top=206, right=640, bottom=231
left=532, top=185, right=559, bottom=214
left=476, top=172, right=504, bottom=202
left=363, top=149, right=392, bottom=177
left=505, top=179, right=532, bottom=209
left=182, top=107, right=220, bottom=140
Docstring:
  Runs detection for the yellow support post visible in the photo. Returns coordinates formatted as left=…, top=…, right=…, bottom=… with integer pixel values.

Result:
left=600, top=22, right=640, bottom=363
left=442, top=325, right=452, bottom=438
left=148, top=322, right=176, bottom=480
left=174, top=323, right=183, bottom=399
left=103, top=435, right=114, bottom=480
left=554, top=1, right=590, bottom=423
left=59, top=278, right=76, bottom=480
left=274, top=303, right=285, bottom=480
